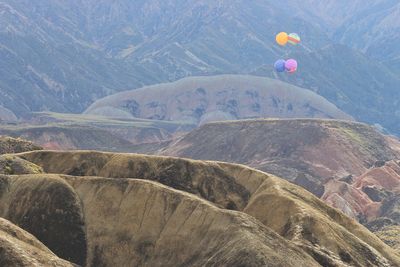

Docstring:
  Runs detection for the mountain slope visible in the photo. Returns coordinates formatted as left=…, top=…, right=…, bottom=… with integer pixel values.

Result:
left=0, top=0, right=154, bottom=115
left=273, top=0, right=400, bottom=72
left=86, top=75, right=352, bottom=125
left=161, top=119, right=400, bottom=196
left=158, top=119, right=400, bottom=249
left=0, top=106, right=17, bottom=122
left=254, top=44, right=400, bottom=134
left=0, top=218, right=74, bottom=267
left=0, top=0, right=328, bottom=117
left=0, top=174, right=319, bottom=266
left=9, top=150, right=400, bottom=266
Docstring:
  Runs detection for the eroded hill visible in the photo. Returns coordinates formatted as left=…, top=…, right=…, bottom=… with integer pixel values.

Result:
left=159, top=119, right=400, bottom=249
left=161, top=119, right=400, bottom=197
left=86, top=75, right=352, bottom=125
left=2, top=150, right=398, bottom=266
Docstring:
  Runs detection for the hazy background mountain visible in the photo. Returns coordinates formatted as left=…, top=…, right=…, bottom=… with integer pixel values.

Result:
left=276, top=0, right=400, bottom=70
left=1, top=0, right=400, bottom=134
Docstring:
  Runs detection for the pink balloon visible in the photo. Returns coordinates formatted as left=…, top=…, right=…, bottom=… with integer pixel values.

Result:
left=285, top=59, right=298, bottom=73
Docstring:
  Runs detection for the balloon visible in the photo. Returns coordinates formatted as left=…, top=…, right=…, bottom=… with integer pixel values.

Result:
left=285, top=59, right=298, bottom=73
left=276, top=32, right=288, bottom=46
left=288, top=33, right=301, bottom=45
left=274, top=59, right=286, bottom=72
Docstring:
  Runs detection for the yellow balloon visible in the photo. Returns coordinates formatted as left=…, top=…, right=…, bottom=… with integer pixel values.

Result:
left=276, top=32, right=288, bottom=46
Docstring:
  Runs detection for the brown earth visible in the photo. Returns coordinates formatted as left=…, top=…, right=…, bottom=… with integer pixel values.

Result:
left=5, top=150, right=399, bottom=266
left=0, top=173, right=319, bottom=267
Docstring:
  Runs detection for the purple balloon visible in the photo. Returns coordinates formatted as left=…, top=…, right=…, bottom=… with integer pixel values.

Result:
left=274, top=59, right=286, bottom=73
left=285, top=59, right=298, bottom=73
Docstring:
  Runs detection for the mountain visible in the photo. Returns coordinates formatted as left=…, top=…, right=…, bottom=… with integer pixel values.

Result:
left=0, top=0, right=154, bottom=116
left=158, top=119, right=400, bottom=247
left=0, top=173, right=320, bottom=266
left=274, top=0, right=400, bottom=72
left=160, top=119, right=400, bottom=195
left=3, top=0, right=400, bottom=135
left=0, top=150, right=397, bottom=266
left=254, top=44, right=400, bottom=134
left=86, top=75, right=352, bottom=125
left=335, top=1, right=400, bottom=72
left=0, top=0, right=327, bottom=117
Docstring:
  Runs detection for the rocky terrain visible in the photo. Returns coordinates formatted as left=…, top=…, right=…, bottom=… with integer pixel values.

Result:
left=0, top=136, right=42, bottom=155
left=86, top=75, right=352, bottom=125
left=0, top=150, right=397, bottom=266
left=321, top=159, right=400, bottom=253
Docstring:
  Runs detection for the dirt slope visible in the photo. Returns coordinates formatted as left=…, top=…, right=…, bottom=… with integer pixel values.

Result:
left=0, top=174, right=318, bottom=267
left=10, top=150, right=400, bottom=266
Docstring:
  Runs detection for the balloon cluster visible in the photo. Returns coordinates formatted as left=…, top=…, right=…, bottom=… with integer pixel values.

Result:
left=274, top=32, right=300, bottom=73
left=276, top=32, right=300, bottom=46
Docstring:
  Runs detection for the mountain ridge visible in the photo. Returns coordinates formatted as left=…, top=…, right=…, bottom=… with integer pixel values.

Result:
left=6, top=149, right=400, bottom=266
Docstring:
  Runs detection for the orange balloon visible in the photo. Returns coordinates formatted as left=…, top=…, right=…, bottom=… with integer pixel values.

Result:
left=276, top=32, right=288, bottom=46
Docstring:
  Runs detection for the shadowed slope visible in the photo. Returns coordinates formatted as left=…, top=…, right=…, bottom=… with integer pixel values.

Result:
left=0, top=217, right=74, bottom=267
left=0, top=175, right=87, bottom=265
